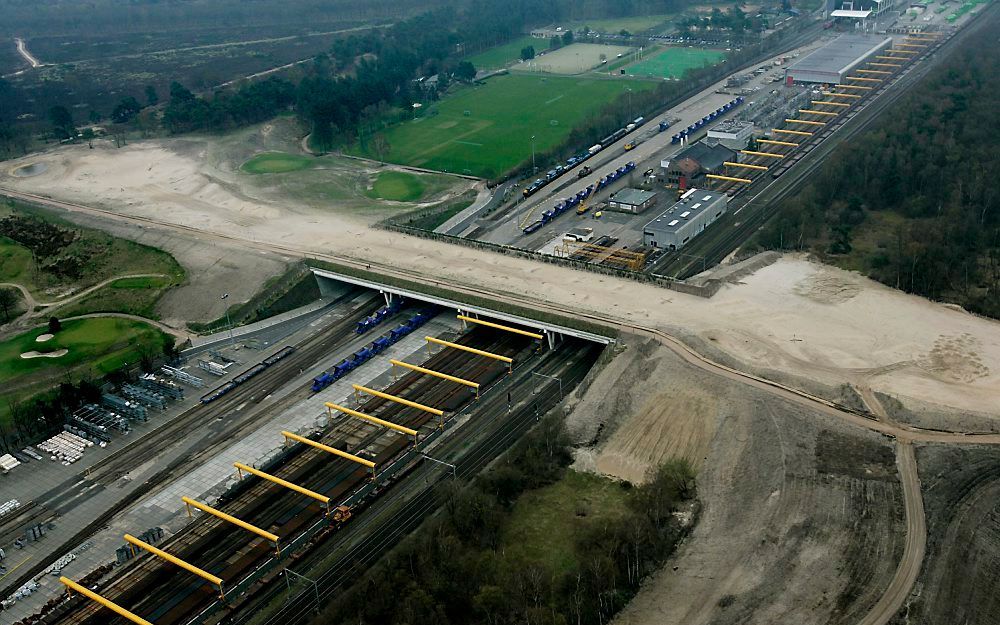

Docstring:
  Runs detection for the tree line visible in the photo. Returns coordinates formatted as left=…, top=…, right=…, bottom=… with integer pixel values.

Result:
left=753, top=23, right=1000, bottom=319
left=312, top=414, right=696, bottom=625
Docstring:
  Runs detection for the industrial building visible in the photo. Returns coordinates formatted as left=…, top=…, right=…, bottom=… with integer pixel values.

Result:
left=707, top=120, right=755, bottom=151
left=642, top=189, right=729, bottom=250
left=784, top=34, right=892, bottom=84
left=661, top=142, right=735, bottom=190
left=826, top=0, right=896, bottom=20
left=607, top=188, right=657, bottom=213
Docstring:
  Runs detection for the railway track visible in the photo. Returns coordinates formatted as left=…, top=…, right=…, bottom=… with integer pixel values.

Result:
left=41, top=325, right=541, bottom=625
left=647, top=16, right=985, bottom=280
left=0, top=294, right=386, bottom=604
left=229, top=340, right=601, bottom=625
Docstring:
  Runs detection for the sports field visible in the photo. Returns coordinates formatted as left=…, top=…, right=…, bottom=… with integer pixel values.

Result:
left=566, top=14, right=675, bottom=33
left=465, top=35, right=548, bottom=70
left=349, top=74, right=655, bottom=178
left=515, top=43, right=633, bottom=75
left=627, top=47, right=726, bottom=79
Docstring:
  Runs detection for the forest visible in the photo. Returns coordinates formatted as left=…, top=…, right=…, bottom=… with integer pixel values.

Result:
left=1, top=0, right=744, bottom=163
left=754, top=24, right=1000, bottom=318
left=314, top=413, right=695, bottom=625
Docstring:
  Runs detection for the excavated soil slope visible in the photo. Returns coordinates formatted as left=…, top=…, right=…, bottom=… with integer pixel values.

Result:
left=567, top=341, right=905, bottom=625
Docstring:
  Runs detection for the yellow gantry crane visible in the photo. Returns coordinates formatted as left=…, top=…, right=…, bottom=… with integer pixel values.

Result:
left=425, top=336, right=514, bottom=371
left=759, top=139, right=798, bottom=147
left=740, top=150, right=786, bottom=158
left=325, top=401, right=420, bottom=441
left=59, top=577, right=154, bottom=625
left=724, top=161, right=769, bottom=171
left=390, top=359, right=481, bottom=398
left=773, top=128, right=813, bottom=136
left=181, top=497, right=281, bottom=556
left=785, top=118, right=826, bottom=127
left=351, top=383, right=444, bottom=426
left=456, top=315, right=543, bottom=339
left=281, top=431, right=376, bottom=476
left=124, top=534, right=225, bottom=600
left=234, top=462, right=331, bottom=516
left=707, top=174, right=752, bottom=184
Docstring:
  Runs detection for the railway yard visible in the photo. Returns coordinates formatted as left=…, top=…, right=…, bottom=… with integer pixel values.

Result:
left=453, top=5, right=981, bottom=281
left=1, top=2, right=999, bottom=624
left=0, top=290, right=605, bottom=625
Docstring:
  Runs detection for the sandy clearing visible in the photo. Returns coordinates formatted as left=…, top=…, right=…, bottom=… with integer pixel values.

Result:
left=20, top=349, right=68, bottom=359
left=2, top=138, right=1000, bottom=418
left=595, top=389, right=718, bottom=482
left=569, top=342, right=905, bottom=625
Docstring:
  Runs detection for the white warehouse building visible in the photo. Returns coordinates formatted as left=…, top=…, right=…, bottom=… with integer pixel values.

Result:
left=642, top=189, right=728, bottom=250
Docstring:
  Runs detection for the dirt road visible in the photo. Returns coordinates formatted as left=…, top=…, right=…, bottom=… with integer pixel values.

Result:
left=14, top=37, right=41, bottom=68
left=856, top=442, right=926, bottom=625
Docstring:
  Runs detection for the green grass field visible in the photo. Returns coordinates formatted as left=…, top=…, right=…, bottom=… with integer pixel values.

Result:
left=0, top=202, right=185, bottom=302
left=0, top=317, right=170, bottom=386
left=54, top=275, right=177, bottom=319
left=110, top=276, right=173, bottom=289
left=350, top=74, right=656, bottom=178
left=364, top=171, right=427, bottom=202
left=569, top=14, right=676, bottom=33
left=502, top=470, right=629, bottom=575
left=627, top=47, right=726, bottom=79
left=0, top=236, right=34, bottom=286
left=464, top=35, right=548, bottom=69
left=241, top=152, right=315, bottom=174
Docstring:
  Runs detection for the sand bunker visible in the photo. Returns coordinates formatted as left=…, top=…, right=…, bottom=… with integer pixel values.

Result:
left=10, top=162, right=48, bottom=177
left=20, top=349, right=68, bottom=359
left=35, top=333, right=54, bottom=342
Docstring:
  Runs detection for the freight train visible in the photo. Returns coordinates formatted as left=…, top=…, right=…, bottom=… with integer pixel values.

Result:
left=522, top=161, right=636, bottom=233
left=200, top=345, right=296, bottom=404
left=522, top=116, right=646, bottom=199
left=355, top=299, right=404, bottom=334
left=671, top=96, right=744, bottom=145
left=310, top=309, right=436, bottom=392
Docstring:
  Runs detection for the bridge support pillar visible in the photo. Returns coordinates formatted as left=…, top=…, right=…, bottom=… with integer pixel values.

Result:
left=545, top=330, right=561, bottom=350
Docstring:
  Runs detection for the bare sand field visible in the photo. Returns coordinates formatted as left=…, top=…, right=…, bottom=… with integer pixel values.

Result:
left=903, top=445, right=1000, bottom=624
left=567, top=340, right=905, bottom=624
left=2, top=122, right=471, bottom=325
left=1, top=133, right=999, bottom=422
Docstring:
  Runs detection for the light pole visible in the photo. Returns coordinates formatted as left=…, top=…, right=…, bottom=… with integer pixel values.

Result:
left=221, top=293, right=235, bottom=348
left=626, top=87, right=633, bottom=120
left=530, top=135, right=536, bottom=174
left=532, top=371, right=563, bottom=399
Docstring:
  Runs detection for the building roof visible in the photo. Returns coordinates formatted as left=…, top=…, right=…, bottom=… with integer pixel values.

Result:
left=830, top=9, right=873, bottom=17
left=674, top=158, right=702, bottom=178
left=668, top=142, right=735, bottom=172
left=708, top=119, right=754, bottom=136
left=643, top=189, right=727, bottom=235
left=786, top=34, right=891, bottom=77
left=611, top=188, right=656, bottom=206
